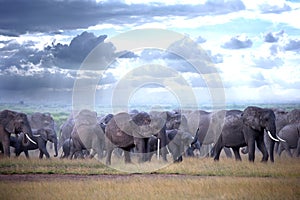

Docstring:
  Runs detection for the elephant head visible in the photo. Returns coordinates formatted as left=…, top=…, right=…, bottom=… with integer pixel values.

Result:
left=35, top=128, right=58, bottom=157
left=1, top=110, right=35, bottom=147
left=243, top=107, right=278, bottom=141
left=29, top=112, right=55, bottom=130
left=75, top=109, right=98, bottom=127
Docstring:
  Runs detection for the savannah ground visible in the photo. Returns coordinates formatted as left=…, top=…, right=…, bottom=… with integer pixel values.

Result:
left=0, top=155, right=299, bottom=200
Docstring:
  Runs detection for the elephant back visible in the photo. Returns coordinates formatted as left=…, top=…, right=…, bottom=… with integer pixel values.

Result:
left=74, top=109, right=98, bottom=128
left=287, top=109, right=300, bottom=124
left=28, top=112, right=55, bottom=130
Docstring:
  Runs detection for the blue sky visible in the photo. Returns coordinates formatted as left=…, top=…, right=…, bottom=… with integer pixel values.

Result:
left=0, top=0, right=300, bottom=109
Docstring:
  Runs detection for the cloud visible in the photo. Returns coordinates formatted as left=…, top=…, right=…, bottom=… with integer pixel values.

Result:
left=259, top=1, right=291, bottom=14
left=0, top=67, right=75, bottom=91
left=46, top=31, right=116, bottom=69
left=283, top=38, right=300, bottom=51
left=263, top=30, right=284, bottom=43
left=221, top=34, right=253, bottom=49
left=0, top=0, right=246, bottom=36
left=252, top=56, right=284, bottom=69
left=1, top=31, right=117, bottom=71
left=195, top=36, right=207, bottom=43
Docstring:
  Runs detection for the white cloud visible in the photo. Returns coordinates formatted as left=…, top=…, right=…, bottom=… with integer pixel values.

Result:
left=221, top=34, right=253, bottom=49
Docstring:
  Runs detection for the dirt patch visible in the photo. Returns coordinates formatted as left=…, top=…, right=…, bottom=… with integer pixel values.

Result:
left=0, top=173, right=207, bottom=182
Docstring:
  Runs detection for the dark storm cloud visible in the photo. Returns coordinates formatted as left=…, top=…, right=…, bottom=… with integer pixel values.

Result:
left=0, top=31, right=116, bottom=71
left=221, top=35, right=253, bottom=49
left=45, top=31, right=115, bottom=69
left=0, top=31, right=118, bottom=91
left=0, top=68, right=75, bottom=91
left=0, top=0, right=246, bottom=36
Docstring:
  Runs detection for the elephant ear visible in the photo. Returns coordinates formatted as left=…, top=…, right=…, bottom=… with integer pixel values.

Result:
left=38, top=129, right=48, bottom=141
left=2, top=110, right=16, bottom=133
left=242, top=107, right=262, bottom=131
left=5, top=121, right=15, bottom=133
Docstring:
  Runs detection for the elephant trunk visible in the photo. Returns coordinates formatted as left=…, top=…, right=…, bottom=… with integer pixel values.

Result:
left=53, top=138, right=58, bottom=157
left=21, top=122, right=35, bottom=146
left=191, top=128, right=200, bottom=145
left=266, top=122, right=277, bottom=162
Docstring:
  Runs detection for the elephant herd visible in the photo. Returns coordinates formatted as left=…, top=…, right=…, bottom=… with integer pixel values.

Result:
left=0, top=106, right=299, bottom=164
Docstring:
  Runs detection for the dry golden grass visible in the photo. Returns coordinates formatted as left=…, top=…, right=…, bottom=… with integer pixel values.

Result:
left=0, top=175, right=299, bottom=200
left=0, top=155, right=299, bottom=200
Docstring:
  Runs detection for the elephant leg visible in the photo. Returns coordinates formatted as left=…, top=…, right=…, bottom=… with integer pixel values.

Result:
left=24, top=150, right=30, bottom=158
left=232, top=147, right=241, bottom=161
left=296, top=138, right=300, bottom=157
left=39, top=151, right=44, bottom=159
left=247, top=139, right=256, bottom=162
left=123, top=148, right=132, bottom=164
left=274, top=142, right=279, bottom=155
left=158, top=130, right=168, bottom=162
left=278, top=143, right=284, bottom=157
left=2, top=138, right=10, bottom=157
left=89, top=149, right=97, bottom=159
left=224, top=147, right=233, bottom=158
left=213, top=138, right=223, bottom=161
left=256, top=138, right=269, bottom=162
left=282, top=142, right=293, bottom=157
left=105, top=149, right=112, bottom=165
left=39, top=142, right=50, bottom=159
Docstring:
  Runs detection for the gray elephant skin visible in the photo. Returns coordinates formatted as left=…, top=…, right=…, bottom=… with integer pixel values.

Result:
left=185, top=110, right=236, bottom=157
left=69, top=109, right=105, bottom=160
left=58, top=113, right=75, bottom=150
left=277, top=123, right=300, bottom=157
left=27, top=112, right=58, bottom=158
left=105, top=111, right=170, bottom=165
left=147, top=128, right=200, bottom=162
left=105, top=111, right=151, bottom=165
left=0, top=110, right=35, bottom=157
left=213, top=106, right=280, bottom=162
left=12, top=128, right=58, bottom=158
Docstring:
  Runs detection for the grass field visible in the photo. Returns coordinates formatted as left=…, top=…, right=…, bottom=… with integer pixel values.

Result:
left=0, top=156, right=299, bottom=200
left=0, top=103, right=300, bottom=199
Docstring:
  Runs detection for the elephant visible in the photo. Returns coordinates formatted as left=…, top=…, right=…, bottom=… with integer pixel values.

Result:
left=60, top=138, right=89, bottom=159
left=105, top=111, right=167, bottom=165
left=69, top=109, right=105, bottom=160
left=277, top=123, right=300, bottom=157
left=58, top=113, right=75, bottom=150
left=60, top=138, right=73, bottom=159
left=241, top=108, right=297, bottom=154
left=213, top=106, right=280, bottom=162
left=185, top=110, right=236, bottom=157
left=147, top=128, right=200, bottom=162
left=185, top=139, right=201, bottom=157
left=98, top=113, right=114, bottom=132
left=28, top=112, right=57, bottom=154
left=28, top=112, right=56, bottom=131
left=0, top=110, right=35, bottom=157
left=12, top=128, right=58, bottom=158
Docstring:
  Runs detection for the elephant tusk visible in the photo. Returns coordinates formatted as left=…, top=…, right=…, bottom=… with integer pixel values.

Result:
left=276, top=134, right=286, bottom=142
left=267, top=130, right=279, bottom=142
left=25, top=134, right=37, bottom=144
left=33, top=134, right=40, bottom=137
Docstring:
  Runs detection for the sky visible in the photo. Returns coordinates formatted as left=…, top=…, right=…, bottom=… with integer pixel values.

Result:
left=0, top=0, right=300, bottom=110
